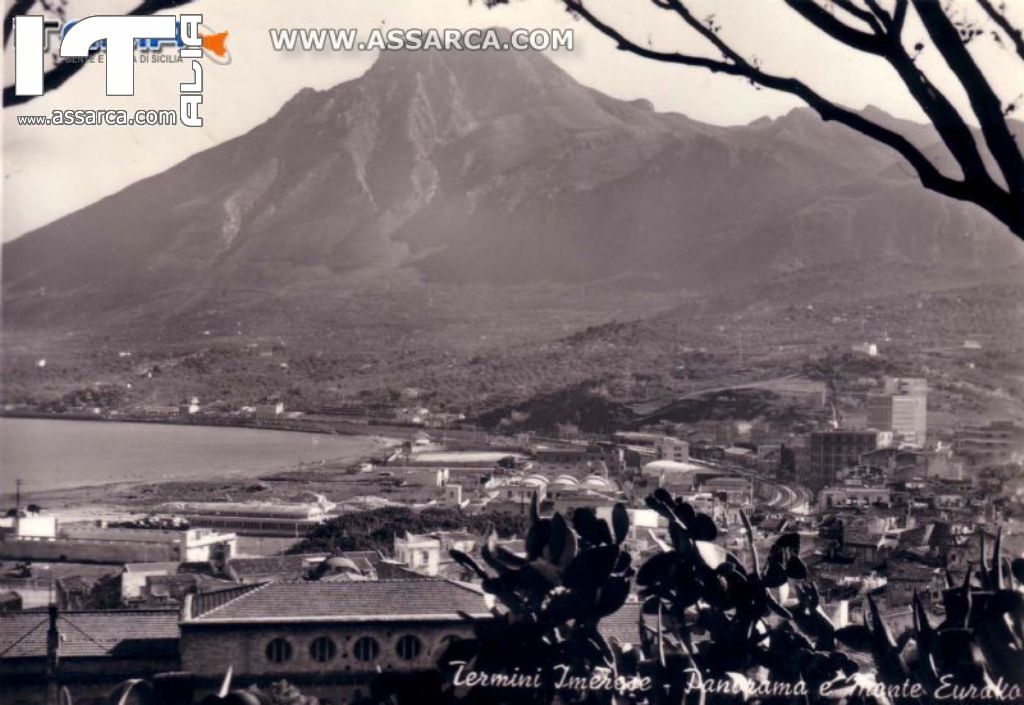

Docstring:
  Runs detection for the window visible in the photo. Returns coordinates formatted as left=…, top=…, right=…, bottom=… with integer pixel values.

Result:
left=310, top=636, right=337, bottom=663
left=396, top=634, right=422, bottom=661
left=353, top=636, right=380, bottom=662
left=265, top=638, right=292, bottom=664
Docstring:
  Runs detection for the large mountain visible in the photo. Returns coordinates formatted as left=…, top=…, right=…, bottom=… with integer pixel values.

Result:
left=4, top=44, right=1022, bottom=331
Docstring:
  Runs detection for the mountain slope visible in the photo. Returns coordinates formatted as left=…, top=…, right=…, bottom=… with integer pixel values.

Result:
left=3, top=45, right=1022, bottom=330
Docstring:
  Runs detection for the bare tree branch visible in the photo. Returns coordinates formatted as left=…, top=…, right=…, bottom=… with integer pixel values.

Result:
left=783, top=1, right=886, bottom=54
left=912, top=0, right=1024, bottom=196
left=794, top=2, right=998, bottom=196
left=975, top=0, right=1024, bottom=61
left=834, top=0, right=887, bottom=34
left=561, top=0, right=1024, bottom=238
left=891, top=0, right=910, bottom=34
left=566, top=1, right=971, bottom=196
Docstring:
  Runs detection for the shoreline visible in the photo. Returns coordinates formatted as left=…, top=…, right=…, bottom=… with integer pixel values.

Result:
left=3, top=437, right=399, bottom=524
left=1, top=416, right=403, bottom=520
left=0, top=408, right=415, bottom=438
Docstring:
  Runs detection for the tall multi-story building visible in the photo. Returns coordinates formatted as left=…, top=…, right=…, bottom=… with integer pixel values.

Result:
left=867, top=377, right=927, bottom=447
left=806, top=430, right=886, bottom=490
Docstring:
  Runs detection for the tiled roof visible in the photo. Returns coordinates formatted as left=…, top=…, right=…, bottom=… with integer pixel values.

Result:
left=0, top=610, right=179, bottom=660
left=339, top=550, right=384, bottom=567
left=844, top=531, right=882, bottom=547
left=898, top=525, right=933, bottom=548
left=190, top=579, right=491, bottom=623
left=374, top=562, right=432, bottom=580
left=227, top=554, right=327, bottom=578
left=123, top=562, right=181, bottom=573
left=927, top=522, right=954, bottom=548
left=599, top=602, right=707, bottom=648
left=888, top=563, right=936, bottom=582
left=190, top=583, right=265, bottom=618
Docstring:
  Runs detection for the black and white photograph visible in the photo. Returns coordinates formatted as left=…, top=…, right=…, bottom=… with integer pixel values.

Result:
left=2, top=1, right=1023, bottom=703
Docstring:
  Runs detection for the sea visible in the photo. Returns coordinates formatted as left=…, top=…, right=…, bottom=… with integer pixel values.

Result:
left=0, top=417, right=381, bottom=494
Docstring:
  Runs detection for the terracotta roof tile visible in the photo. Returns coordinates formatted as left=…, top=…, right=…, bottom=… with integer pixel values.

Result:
left=0, top=610, right=179, bottom=660
left=227, top=554, right=326, bottom=578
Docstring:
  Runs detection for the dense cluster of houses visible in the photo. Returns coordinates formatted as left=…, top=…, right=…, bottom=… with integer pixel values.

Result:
left=2, top=388, right=1022, bottom=705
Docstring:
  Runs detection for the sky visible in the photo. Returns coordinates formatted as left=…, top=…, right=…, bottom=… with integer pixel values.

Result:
left=2, top=0, right=1023, bottom=241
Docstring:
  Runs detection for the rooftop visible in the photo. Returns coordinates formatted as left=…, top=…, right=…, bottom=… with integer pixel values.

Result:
left=0, top=610, right=179, bottom=660
left=188, top=579, right=491, bottom=623
left=408, top=451, right=523, bottom=464
left=642, top=460, right=705, bottom=474
left=60, top=528, right=184, bottom=543
left=169, top=502, right=325, bottom=519
left=226, top=553, right=327, bottom=578
left=888, top=563, right=937, bottom=582
left=124, top=562, right=181, bottom=573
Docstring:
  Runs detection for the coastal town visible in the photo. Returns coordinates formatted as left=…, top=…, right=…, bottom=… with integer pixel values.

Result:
left=2, top=367, right=1022, bottom=705
left=3, top=0, right=1024, bottom=702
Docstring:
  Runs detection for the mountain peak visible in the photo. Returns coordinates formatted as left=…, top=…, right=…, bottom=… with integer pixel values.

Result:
left=4, top=44, right=1021, bottom=330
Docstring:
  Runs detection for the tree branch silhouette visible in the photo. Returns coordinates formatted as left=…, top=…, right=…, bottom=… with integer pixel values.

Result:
left=484, top=0, right=1024, bottom=240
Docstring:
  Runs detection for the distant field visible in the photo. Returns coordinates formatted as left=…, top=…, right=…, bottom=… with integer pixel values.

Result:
left=2, top=281, right=1021, bottom=433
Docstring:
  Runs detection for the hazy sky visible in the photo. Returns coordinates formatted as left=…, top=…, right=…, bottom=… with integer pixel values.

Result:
left=3, top=0, right=1023, bottom=241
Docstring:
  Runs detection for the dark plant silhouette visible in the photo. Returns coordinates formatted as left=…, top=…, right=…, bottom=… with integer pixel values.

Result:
left=365, top=494, right=636, bottom=704
left=634, top=489, right=863, bottom=703
left=62, top=491, right=1024, bottom=705
left=382, top=489, right=1023, bottom=705
left=829, top=528, right=1024, bottom=696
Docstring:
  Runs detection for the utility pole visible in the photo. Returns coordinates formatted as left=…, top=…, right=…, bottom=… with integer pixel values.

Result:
left=45, top=603, right=60, bottom=705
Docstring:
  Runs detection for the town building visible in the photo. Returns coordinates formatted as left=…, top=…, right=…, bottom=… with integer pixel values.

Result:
left=392, top=531, right=477, bottom=577
left=483, top=474, right=548, bottom=514
left=0, top=524, right=236, bottom=565
left=254, top=402, right=285, bottom=420
left=167, top=501, right=329, bottom=537
left=843, top=531, right=885, bottom=565
left=179, top=580, right=490, bottom=703
left=529, top=445, right=609, bottom=475
left=818, top=484, right=892, bottom=512
left=655, top=437, right=689, bottom=463
left=545, top=475, right=620, bottom=515
left=641, top=460, right=700, bottom=492
left=806, top=430, right=887, bottom=490
left=699, top=476, right=754, bottom=509
left=867, top=377, right=928, bottom=447
left=0, top=607, right=180, bottom=705
left=885, top=563, right=941, bottom=607
left=953, top=420, right=1024, bottom=467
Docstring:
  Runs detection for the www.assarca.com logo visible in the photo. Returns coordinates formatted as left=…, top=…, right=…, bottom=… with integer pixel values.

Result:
left=11, top=14, right=228, bottom=127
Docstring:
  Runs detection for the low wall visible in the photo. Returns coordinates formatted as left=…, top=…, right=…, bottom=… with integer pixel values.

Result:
left=0, top=538, right=176, bottom=564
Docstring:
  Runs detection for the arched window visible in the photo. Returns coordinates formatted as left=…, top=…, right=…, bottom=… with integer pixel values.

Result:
left=309, top=636, right=337, bottom=663
left=353, top=636, right=380, bottom=662
left=396, top=634, right=422, bottom=661
left=265, top=638, right=292, bottom=664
